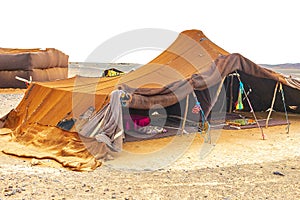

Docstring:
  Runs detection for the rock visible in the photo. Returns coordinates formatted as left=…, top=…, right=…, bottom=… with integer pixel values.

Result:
left=12, top=189, right=17, bottom=195
left=4, top=188, right=10, bottom=192
left=105, top=154, right=114, bottom=161
left=273, top=171, right=285, bottom=176
left=30, top=158, right=41, bottom=166
left=4, top=189, right=16, bottom=197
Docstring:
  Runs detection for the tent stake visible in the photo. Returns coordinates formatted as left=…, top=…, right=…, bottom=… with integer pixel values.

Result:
left=266, top=82, right=279, bottom=128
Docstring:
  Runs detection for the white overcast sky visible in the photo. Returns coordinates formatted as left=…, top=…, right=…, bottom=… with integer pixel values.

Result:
left=1, top=0, right=299, bottom=64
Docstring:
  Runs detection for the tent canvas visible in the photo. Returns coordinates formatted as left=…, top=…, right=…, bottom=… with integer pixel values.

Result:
left=1, top=30, right=300, bottom=171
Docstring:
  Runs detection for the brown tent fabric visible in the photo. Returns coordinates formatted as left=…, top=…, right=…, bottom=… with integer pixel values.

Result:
left=117, top=30, right=298, bottom=113
left=0, top=48, right=69, bottom=88
left=2, top=123, right=104, bottom=171
left=0, top=48, right=68, bottom=70
left=1, top=29, right=300, bottom=171
left=0, top=68, right=68, bottom=88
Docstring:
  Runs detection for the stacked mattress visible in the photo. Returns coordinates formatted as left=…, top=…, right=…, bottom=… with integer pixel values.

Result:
left=0, top=48, right=69, bottom=88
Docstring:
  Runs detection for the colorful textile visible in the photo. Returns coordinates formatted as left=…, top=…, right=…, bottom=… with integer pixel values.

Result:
left=192, top=102, right=201, bottom=114
left=123, top=115, right=151, bottom=131
left=235, top=81, right=244, bottom=110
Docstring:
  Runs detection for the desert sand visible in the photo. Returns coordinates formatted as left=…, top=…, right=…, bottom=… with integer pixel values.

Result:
left=0, top=89, right=299, bottom=199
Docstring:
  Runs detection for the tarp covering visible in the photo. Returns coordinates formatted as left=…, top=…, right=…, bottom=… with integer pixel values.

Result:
left=0, top=48, right=69, bottom=88
left=1, top=30, right=300, bottom=171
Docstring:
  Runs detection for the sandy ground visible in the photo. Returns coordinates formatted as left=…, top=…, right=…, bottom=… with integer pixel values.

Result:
left=0, top=89, right=299, bottom=199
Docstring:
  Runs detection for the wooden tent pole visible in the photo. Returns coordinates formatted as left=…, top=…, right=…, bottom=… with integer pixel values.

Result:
left=279, top=83, right=290, bottom=134
left=236, top=73, right=266, bottom=140
left=181, top=94, right=189, bottom=135
left=229, top=75, right=234, bottom=113
left=266, top=82, right=279, bottom=128
left=215, top=78, right=226, bottom=106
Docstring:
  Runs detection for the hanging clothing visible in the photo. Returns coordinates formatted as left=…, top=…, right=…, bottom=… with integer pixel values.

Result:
left=79, top=90, right=125, bottom=152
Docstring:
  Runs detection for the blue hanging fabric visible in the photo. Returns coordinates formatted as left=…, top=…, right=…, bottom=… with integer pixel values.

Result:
left=235, top=81, right=244, bottom=110
left=192, top=101, right=206, bottom=127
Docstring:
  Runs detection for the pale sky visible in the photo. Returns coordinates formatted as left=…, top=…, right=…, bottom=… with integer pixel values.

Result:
left=1, top=0, right=299, bottom=64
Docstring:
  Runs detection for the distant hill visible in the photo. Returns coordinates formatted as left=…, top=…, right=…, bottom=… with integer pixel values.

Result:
left=67, top=62, right=299, bottom=78
left=260, top=63, right=300, bottom=78
left=68, top=62, right=142, bottom=78
left=260, top=63, right=300, bottom=69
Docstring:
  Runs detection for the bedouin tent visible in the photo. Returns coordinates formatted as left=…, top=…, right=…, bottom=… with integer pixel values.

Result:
left=0, top=48, right=69, bottom=88
left=1, top=30, right=300, bottom=171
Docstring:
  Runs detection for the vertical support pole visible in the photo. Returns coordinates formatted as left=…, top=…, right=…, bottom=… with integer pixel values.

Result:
left=181, top=94, right=189, bottom=135
left=236, top=73, right=266, bottom=140
left=279, top=83, right=290, bottom=134
left=229, top=75, right=234, bottom=113
left=266, top=82, right=279, bottom=128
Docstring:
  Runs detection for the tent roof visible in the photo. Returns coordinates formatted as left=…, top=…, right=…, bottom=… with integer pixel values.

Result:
left=118, top=30, right=229, bottom=89
left=4, top=29, right=300, bottom=136
left=38, top=29, right=229, bottom=91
